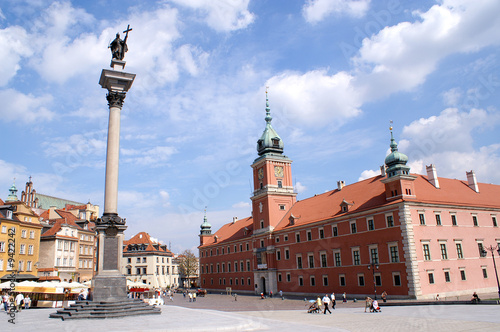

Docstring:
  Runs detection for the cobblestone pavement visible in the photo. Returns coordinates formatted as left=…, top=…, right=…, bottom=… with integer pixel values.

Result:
left=1, top=294, right=499, bottom=331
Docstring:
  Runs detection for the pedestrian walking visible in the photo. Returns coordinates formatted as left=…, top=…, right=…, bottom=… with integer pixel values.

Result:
left=188, top=292, right=193, bottom=302
left=381, top=291, right=387, bottom=303
left=279, top=290, right=283, bottom=300
left=331, top=292, right=336, bottom=309
left=342, top=292, right=347, bottom=303
left=15, top=293, right=24, bottom=312
left=322, top=294, right=332, bottom=314
left=193, top=292, right=197, bottom=302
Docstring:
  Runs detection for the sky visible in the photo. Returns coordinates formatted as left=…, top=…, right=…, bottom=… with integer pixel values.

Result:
left=1, top=0, right=499, bottom=254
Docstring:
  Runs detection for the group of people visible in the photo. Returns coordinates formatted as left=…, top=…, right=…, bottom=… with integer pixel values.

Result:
left=1, top=293, right=30, bottom=312
left=308, top=292, right=347, bottom=314
left=364, top=297, right=381, bottom=313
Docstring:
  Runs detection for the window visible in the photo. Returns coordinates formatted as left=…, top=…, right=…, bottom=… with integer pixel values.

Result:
left=320, top=253, right=327, bottom=268
left=298, top=276, right=303, bottom=286
left=367, top=219, right=374, bottom=231
left=389, top=245, right=399, bottom=263
left=319, top=228, right=324, bottom=239
left=246, top=243, right=249, bottom=250
left=375, top=274, right=382, bottom=287
left=483, top=267, right=488, bottom=278
left=435, top=214, right=441, bottom=226
left=456, top=243, right=464, bottom=259
left=451, top=214, right=457, bottom=226
left=423, top=244, right=431, bottom=261
left=217, top=264, right=220, bottom=273
left=310, top=276, right=316, bottom=286
left=386, top=215, right=394, bottom=227
left=279, top=204, right=285, bottom=210
left=276, top=250, right=281, bottom=260
left=29, top=230, right=35, bottom=239
left=284, top=235, right=288, bottom=242
left=286, top=273, right=291, bottom=282
left=352, top=249, right=360, bottom=265
left=277, top=274, right=281, bottom=282
left=297, top=256, right=302, bottom=269
left=308, top=254, right=314, bottom=268
left=444, top=271, right=450, bottom=282
left=222, top=263, right=225, bottom=273
left=472, top=215, right=478, bottom=226
left=277, top=180, right=282, bottom=188
left=478, top=243, right=486, bottom=257
left=419, top=213, right=426, bottom=225
left=307, top=231, right=312, bottom=241
left=247, top=261, right=251, bottom=271
left=339, top=275, right=346, bottom=286
left=275, top=237, right=279, bottom=243
left=358, top=274, right=365, bottom=286
left=248, top=278, right=252, bottom=286
left=260, top=240, right=265, bottom=248
left=18, top=261, right=24, bottom=272
left=440, top=243, right=448, bottom=260
left=0, top=242, right=4, bottom=252
left=26, top=261, right=32, bottom=272
left=393, top=273, right=401, bottom=286
left=296, top=233, right=301, bottom=243
left=1, top=226, right=6, bottom=233
left=57, top=241, right=62, bottom=250
left=136, top=257, right=141, bottom=263
left=370, top=247, right=379, bottom=264
left=350, top=222, right=357, bottom=234
left=21, top=230, right=27, bottom=238
left=142, top=257, right=147, bottom=263
left=428, top=272, right=434, bottom=284
left=20, top=244, right=26, bottom=255
left=493, top=216, right=498, bottom=227
left=28, top=245, right=33, bottom=255
left=64, top=241, right=69, bottom=250
left=260, top=220, right=264, bottom=229
left=323, top=275, right=329, bottom=286
left=460, top=269, right=466, bottom=281
left=285, top=248, right=290, bottom=260
left=334, top=251, right=342, bottom=267
left=227, top=263, right=231, bottom=273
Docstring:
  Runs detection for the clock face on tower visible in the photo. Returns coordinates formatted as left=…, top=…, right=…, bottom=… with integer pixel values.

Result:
left=274, top=166, right=284, bottom=178
left=258, top=168, right=264, bottom=180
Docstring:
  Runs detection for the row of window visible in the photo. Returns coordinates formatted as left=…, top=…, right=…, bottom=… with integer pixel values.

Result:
left=126, top=257, right=171, bottom=264
left=201, top=242, right=251, bottom=258
left=0, top=242, right=34, bottom=255
left=426, top=267, right=486, bottom=284
left=127, top=265, right=176, bottom=275
left=0, top=259, right=33, bottom=272
left=79, top=245, right=93, bottom=255
left=78, top=259, right=93, bottom=269
left=419, top=212, right=497, bottom=227
left=205, top=277, right=253, bottom=286
left=276, top=244, right=399, bottom=269
left=201, top=260, right=252, bottom=274
left=56, top=257, right=76, bottom=267
left=1, top=226, right=36, bottom=238
left=79, top=234, right=94, bottom=242
left=421, top=240, right=500, bottom=261
left=57, top=240, right=76, bottom=251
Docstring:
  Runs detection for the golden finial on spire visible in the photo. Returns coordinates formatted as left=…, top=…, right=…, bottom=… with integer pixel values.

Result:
left=389, top=120, right=393, bottom=131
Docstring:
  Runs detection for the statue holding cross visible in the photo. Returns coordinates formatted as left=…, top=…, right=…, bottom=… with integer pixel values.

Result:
left=109, top=25, right=132, bottom=61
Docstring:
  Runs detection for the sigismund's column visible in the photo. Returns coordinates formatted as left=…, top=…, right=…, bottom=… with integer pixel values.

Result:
left=93, top=28, right=136, bottom=302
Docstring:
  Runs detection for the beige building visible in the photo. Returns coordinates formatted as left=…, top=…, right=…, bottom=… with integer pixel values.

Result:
left=38, top=209, right=96, bottom=282
left=122, top=232, right=179, bottom=289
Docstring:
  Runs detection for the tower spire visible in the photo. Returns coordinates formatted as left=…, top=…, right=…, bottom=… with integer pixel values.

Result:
left=384, top=123, right=410, bottom=178
left=257, top=87, right=284, bottom=156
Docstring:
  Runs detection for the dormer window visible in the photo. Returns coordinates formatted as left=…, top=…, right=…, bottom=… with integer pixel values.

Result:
left=272, top=138, right=280, bottom=147
left=6, top=210, right=12, bottom=219
left=340, top=199, right=354, bottom=213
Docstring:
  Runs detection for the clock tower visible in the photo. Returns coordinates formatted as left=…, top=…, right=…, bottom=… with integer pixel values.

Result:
left=251, top=91, right=296, bottom=234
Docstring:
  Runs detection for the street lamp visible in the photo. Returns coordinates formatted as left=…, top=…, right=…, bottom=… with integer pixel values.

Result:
left=483, top=245, right=500, bottom=299
left=367, top=262, right=379, bottom=300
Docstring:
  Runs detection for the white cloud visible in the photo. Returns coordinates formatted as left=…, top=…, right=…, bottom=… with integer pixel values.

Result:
left=170, top=0, right=255, bottom=32
left=354, top=0, right=500, bottom=101
left=175, top=44, right=209, bottom=76
left=266, top=70, right=362, bottom=128
left=159, top=190, right=171, bottom=207
left=442, top=88, right=462, bottom=106
left=303, top=0, right=370, bottom=23
left=232, top=201, right=250, bottom=209
left=358, top=169, right=379, bottom=181
left=294, top=181, right=307, bottom=194
left=0, top=89, right=54, bottom=123
left=400, top=108, right=500, bottom=183
left=122, top=146, right=177, bottom=166
left=0, top=26, right=33, bottom=86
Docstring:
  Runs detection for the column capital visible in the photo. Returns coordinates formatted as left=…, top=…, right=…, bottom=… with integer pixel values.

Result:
left=106, top=91, right=126, bottom=109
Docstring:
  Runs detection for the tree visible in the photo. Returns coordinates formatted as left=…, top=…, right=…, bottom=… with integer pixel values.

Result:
left=178, top=249, right=199, bottom=288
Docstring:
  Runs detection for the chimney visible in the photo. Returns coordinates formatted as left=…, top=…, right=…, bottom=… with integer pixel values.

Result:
left=426, top=164, right=440, bottom=188
left=337, top=180, right=345, bottom=191
left=466, top=170, right=479, bottom=192
left=232, top=217, right=238, bottom=224
left=380, top=165, right=386, bottom=177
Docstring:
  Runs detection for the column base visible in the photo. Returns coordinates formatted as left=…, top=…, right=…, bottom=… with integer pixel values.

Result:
left=92, top=275, right=127, bottom=302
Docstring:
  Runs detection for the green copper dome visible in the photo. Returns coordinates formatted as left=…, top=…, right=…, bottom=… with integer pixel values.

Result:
left=5, top=182, right=18, bottom=202
left=200, top=213, right=212, bottom=236
left=257, top=91, right=284, bottom=156
left=385, top=130, right=410, bottom=178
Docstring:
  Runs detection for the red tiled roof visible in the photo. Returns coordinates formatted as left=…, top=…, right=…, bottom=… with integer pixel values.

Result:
left=123, top=232, right=173, bottom=254
left=199, top=216, right=253, bottom=247
left=38, top=210, right=50, bottom=220
left=203, top=174, right=500, bottom=245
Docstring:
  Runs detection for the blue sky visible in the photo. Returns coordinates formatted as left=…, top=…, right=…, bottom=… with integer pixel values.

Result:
left=1, top=0, right=499, bottom=253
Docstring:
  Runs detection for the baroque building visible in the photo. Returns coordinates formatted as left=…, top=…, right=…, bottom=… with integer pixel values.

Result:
left=122, top=232, right=179, bottom=289
left=198, top=96, right=500, bottom=300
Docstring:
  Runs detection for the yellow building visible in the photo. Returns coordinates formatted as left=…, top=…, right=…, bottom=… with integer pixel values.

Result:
left=0, top=183, right=43, bottom=281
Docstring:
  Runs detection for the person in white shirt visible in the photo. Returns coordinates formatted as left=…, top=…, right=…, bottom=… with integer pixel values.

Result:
left=331, top=292, right=336, bottom=309
left=322, top=294, right=332, bottom=314
left=15, top=293, right=24, bottom=312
